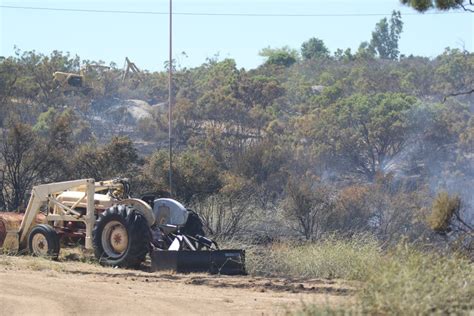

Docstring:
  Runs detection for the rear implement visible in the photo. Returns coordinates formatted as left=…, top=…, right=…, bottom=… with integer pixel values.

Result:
left=148, top=198, right=246, bottom=275
left=151, top=249, right=246, bottom=275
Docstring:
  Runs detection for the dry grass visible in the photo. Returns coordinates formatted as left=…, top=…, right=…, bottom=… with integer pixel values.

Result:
left=0, top=246, right=101, bottom=273
left=359, top=245, right=473, bottom=315
left=246, top=234, right=382, bottom=281
left=273, top=238, right=474, bottom=315
left=2, top=236, right=472, bottom=315
left=427, top=191, right=461, bottom=232
left=0, top=255, right=65, bottom=272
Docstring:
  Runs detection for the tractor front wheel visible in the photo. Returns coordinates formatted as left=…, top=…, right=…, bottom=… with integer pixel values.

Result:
left=93, top=205, right=150, bottom=268
left=28, top=224, right=60, bottom=259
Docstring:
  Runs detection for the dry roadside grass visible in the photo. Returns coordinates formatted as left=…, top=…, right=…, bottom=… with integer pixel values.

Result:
left=3, top=236, right=471, bottom=315
left=242, top=236, right=473, bottom=315
left=0, top=251, right=357, bottom=297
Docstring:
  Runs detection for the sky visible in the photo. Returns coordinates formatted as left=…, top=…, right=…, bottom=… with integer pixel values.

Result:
left=0, top=0, right=473, bottom=71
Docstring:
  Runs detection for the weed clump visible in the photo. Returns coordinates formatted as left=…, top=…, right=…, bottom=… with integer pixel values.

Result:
left=283, top=239, right=473, bottom=315
left=359, top=245, right=473, bottom=315
left=428, top=191, right=461, bottom=232
left=247, top=234, right=381, bottom=281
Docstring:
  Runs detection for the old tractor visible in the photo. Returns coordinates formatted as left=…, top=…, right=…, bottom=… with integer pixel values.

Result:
left=0, top=178, right=245, bottom=274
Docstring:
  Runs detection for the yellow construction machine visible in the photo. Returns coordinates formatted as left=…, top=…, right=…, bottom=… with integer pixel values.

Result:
left=53, top=57, right=142, bottom=94
left=53, top=64, right=110, bottom=94
left=122, top=57, right=143, bottom=84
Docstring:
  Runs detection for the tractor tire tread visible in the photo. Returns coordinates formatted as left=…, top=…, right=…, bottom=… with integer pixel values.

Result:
left=93, top=205, right=150, bottom=268
left=28, top=224, right=60, bottom=259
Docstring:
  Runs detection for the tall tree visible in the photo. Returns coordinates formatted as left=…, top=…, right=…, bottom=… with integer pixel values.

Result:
left=301, top=37, right=330, bottom=60
left=297, top=93, right=417, bottom=181
left=259, top=46, right=299, bottom=67
left=369, top=11, right=404, bottom=60
left=401, top=0, right=473, bottom=12
left=0, top=121, right=52, bottom=210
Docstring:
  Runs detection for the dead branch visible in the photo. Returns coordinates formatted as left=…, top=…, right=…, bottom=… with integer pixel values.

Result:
left=459, top=1, right=474, bottom=12
left=443, top=88, right=474, bottom=102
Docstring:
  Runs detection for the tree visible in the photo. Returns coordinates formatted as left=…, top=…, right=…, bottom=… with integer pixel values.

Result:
left=141, top=149, right=221, bottom=203
left=191, top=188, right=254, bottom=239
left=355, top=41, right=376, bottom=60
left=401, top=0, right=474, bottom=12
left=0, top=121, right=52, bottom=210
left=0, top=57, right=21, bottom=127
left=366, top=174, right=429, bottom=243
left=301, top=37, right=330, bottom=60
left=433, top=48, right=474, bottom=99
left=73, top=136, right=139, bottom=180
left=400, top=0, right=474, bottom=105
left=369, top=11, right=404, bottom=60
left=299, top=93, right=417, bottom=181
left=196, top=59, right=243, bottom=124
left=259, top=46, right=299, bottom=67
left=283, top=176, right=334, bottom=240
left=235, top=74, right=284, bottom=135
left=404, top=101, right=474, bottom=184
left=328, top=185, right=372, bottom=233
left=233, top=140, right=290, bottom=207
left=17, top=50, right=81, bottom=104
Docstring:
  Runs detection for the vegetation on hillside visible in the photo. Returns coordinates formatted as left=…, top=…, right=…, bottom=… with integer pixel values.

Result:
left=0, top=7, right=472, bottom=314
left=0, top=13, right=472, bottom=253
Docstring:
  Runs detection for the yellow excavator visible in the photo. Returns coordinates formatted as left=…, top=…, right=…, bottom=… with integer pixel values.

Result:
left=121, top=57, right=143, bottom=84
left=53, top=64, right=110, bottom=94
left=53, top=57, right=142, bottom=94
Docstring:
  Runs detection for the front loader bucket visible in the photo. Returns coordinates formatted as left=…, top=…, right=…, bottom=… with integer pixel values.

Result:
left=0, top=212, right=45, bottom=253
left=0, top=213, right=23, bottom=253
left=150, top=249, right=246, bottom=275
left=1, top=232, right=20, bottom=254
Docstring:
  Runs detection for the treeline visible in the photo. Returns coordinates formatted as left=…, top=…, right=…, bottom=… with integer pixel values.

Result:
left=0, top=13, right=472, bottom=250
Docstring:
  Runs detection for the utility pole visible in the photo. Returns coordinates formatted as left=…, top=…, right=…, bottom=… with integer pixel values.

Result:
left=168, top=0, right=173, bottom=197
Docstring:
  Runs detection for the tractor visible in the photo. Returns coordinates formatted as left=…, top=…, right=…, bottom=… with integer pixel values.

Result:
left=0, top=178, right=245, bottom=274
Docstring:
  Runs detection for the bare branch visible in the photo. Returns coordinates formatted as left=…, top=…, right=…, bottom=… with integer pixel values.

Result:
left=458, top=2, right=474, bottom=12
left=443, top=88, right=474, bottom=102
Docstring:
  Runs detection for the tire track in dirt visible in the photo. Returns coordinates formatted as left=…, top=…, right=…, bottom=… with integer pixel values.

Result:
left=0, top=256, right=354, bottom=315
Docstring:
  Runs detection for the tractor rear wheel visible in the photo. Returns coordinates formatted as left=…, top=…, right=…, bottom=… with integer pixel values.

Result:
left=93, top=205, right=150, bottom=268
left=28, top=224, right=60, bottom=259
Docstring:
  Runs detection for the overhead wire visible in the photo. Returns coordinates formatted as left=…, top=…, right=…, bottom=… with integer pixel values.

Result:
left=0, top=4, right=469, bottom=17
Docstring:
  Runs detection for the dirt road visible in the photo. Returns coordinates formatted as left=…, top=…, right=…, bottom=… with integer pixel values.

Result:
left=0, top=256, right=353, bottom=315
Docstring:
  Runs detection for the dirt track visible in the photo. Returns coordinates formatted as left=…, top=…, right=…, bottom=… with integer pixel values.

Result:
left=0, top=256, right=354, bottom=315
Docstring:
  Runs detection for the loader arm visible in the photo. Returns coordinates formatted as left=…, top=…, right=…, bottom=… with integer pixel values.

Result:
left=18, top=179, right=96, bottom=248
left=71, top=179, right=128, bottom=196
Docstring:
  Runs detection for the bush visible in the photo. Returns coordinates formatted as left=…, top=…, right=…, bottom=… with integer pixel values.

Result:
left=288, top=241, right=473, bottom=315
left=359, top=245, right=473, bottom=315
left=246, top=234, right=382, bottom=280
left=428, top=191, right=461, bottom=232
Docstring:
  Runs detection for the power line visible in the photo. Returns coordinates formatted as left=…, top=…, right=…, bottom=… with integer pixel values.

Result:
left=0, top=4, right=469, bottom=17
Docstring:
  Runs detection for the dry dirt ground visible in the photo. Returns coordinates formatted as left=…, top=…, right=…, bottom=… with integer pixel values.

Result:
left=0, top=255, right=354, bottom=315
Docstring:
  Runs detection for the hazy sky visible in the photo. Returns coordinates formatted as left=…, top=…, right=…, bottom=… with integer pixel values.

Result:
left=1, top=0, right=473, bottom=71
